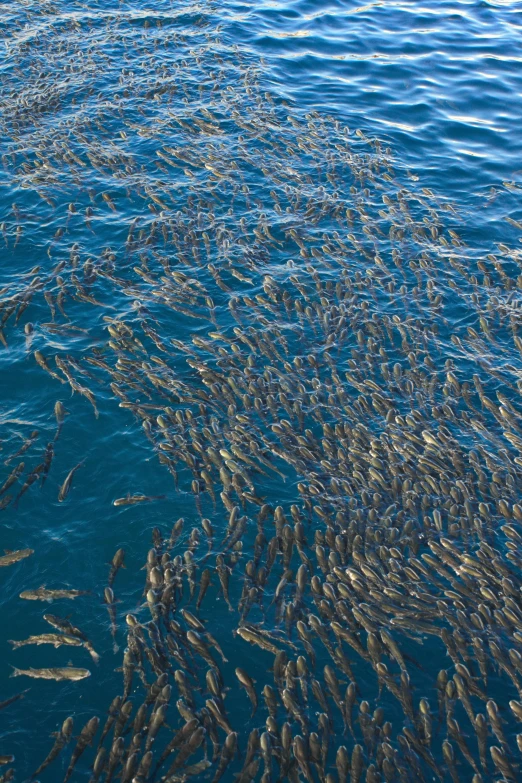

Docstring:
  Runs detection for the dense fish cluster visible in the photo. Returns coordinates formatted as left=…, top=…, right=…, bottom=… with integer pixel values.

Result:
left=1, top=0, right=522, bottom=781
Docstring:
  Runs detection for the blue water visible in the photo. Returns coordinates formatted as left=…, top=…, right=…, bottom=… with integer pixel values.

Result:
left=1, top=0, right=522, bottom=781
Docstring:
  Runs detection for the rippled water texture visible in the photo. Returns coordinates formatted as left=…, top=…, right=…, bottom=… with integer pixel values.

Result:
left=0, top=0, right=522, bottom=781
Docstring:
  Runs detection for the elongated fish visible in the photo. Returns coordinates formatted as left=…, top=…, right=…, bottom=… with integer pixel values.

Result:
left=20, top=587, right=89, bottom=601
left=58, top=461, right=84, bottom=502
left=11, top=667, right=90, bottom=681
left=0, top=549, right=33, bottom=567
left=9, top=634, right=83, bottom=649
left=33, top=716, right=74, bottom=777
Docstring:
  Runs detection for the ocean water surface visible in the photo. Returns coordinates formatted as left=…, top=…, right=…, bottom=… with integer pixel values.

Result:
left=0, top=0, right=522, bottom=780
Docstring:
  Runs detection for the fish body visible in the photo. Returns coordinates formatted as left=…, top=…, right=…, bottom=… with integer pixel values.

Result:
left=235, top=668, right=258, bottom=715
left=9, top=634, right=82, bottom=649
left=64, top=716, right=99, bottom=782
left=113, top=494, right=165, bottom=506
left=237, top=626, right=283, bottom=655
left=108, top=547, right=125, bottom=586
left=58, top=461, right=84, bottom=502
left=0, top=548, right=33, bottom=567
left=20, top=587, right=88, bottom=601
left=11, top=667, right=90, bottom=681
left=104, top=587, right=119, bottom=652
left=0, top=462, right=24, bottom=496
left=33, top=716, right=73, bottom=777
left=0, top=689, right=29, bottom=711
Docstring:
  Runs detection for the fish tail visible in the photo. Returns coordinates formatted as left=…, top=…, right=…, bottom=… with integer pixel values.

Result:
left=10, top=666, right=21, bottom=677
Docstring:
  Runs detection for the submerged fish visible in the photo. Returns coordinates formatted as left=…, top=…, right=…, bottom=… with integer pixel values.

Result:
left=19, top=587, right=89, bottom=601
left=9, top=634, right=82, bottom=649
left=113, top=494, right=166, bottom=506
left=11, top=667, right=90, bottom=681
left=57, top=461, right=84, bottom=502
left=0, top=549, right=33, bottom=567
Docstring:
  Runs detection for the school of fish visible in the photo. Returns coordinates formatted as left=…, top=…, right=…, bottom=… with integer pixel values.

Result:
left=1, top=0, right=522, bottom=781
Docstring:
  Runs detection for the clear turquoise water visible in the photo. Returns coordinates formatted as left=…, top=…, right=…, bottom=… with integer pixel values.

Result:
left=0, top=0, right=522, bottom=780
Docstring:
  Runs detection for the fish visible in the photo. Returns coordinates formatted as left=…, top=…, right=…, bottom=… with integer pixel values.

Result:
left=235, top=668, right=258, bottom=716
left=0, top=462, right=25, bottom=497
left=40, top=442, right=54, bottom=486
left=64, top=716, right=99, bottom=782
left=4, top=431, right=38, bottom=466
left=32, top=716, right=74, bottom=777
left=43, top=614, right=100, bottom=662
left=54, top=401, right=69, bottom=440
left=20, top=587, right=89, bottom=601
left=212, top=731, right=237, bottom=783
left=104, top=586, right=119, bottom=652
left=14, top=464, right=44, bottom=506
left=236, top=626, right=284, bottom=655
left=196, top=568, right=212, bottom=610
left=0, top=548, right=33, bottom=567
left=58, top=461, right=84, bottom=502
left=11, top=667, right=90, bottom=681
left=9, top=634, right=83, bottom=649
left=0, top=689, right=29, bottom=711
left=113, top=494, right=166, bottom=506
left=108, top=547, right=125, bottom=586
left=34, top=350, right=66, bottom=384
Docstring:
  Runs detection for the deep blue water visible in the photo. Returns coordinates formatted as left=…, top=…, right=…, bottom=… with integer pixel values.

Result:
left=1, top=1, right=522, bottom=781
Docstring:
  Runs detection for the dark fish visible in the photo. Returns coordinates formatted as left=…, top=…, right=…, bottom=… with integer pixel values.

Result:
left=33, top=716, right=73, bottom=777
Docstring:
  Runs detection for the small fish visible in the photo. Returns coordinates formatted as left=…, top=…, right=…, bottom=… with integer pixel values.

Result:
left=54, top=401, right=69, bottom=441
left=102, top=192, right=117, bottom=211
left=58, top=461, right=84, bottom=502
left=235, top=668, right=258, bottom=716
left=40, top=443, right=54, bottom=487
left=196, top=568, right=212, bottom=610
left=113, top=494, right=166, bottom=506
left=11, top=666, right=90, bottom=681
left=0, top=494, right=12, bottom=511
left=34, top=350, right=66, bottom=384
left=104, top=587, right=119, bottom=653
left=0, top=689, right=29, bottom=711
left=0, top=462, right=25, bottom=497
left=108, top=547, right=125, bottom=587
left=237, top=626, right=284, bottom=655
left=9, top=634, right=83, bottom=649
left=20, top=587, right=89, bottom=601
left=0, top=548, right=33, bottom=567
left=4, top=430, right=38, bottom=466
left=31, top=717, right=73, bottom=778
left=64, top=716, right=99, bottom=782
left=14, top=463, right=44, bottom=506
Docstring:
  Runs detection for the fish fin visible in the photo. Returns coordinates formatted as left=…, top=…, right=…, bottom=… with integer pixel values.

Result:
left=10, top=667, right=21, bottom=677
left=4, top=549, right=12, bottom=554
